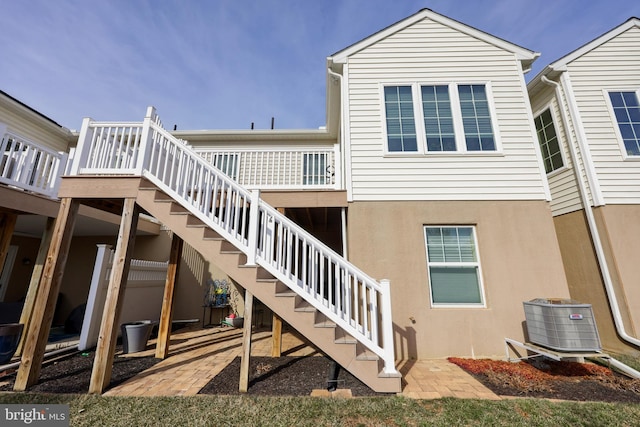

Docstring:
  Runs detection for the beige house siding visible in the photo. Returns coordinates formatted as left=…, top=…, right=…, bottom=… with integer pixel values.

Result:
left=529, top=81, right=585, bottom=215
left=346, top=199, right=569, bottom=359
left=566, top=26, right=640, bottom=204
left=0, top=96, right=71, bottom=152
left=344, top=17, right=547, bottom=201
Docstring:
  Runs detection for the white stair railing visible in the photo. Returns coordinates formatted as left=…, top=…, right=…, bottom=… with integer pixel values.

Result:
left=0, top=125, right=68, bottom=199
left=70, top=107, right=398, bottom=376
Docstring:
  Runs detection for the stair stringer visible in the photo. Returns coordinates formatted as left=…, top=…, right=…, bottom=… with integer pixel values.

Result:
left=135, top=185, right=401, bottom=393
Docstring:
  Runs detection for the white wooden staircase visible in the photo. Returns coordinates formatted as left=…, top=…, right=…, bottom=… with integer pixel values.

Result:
left=71, top=107, right=401, bottom=393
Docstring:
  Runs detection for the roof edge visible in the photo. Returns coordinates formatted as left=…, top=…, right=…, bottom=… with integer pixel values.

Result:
left=548, top=17, right=640, bottom=71
left=329, top=8, right=538, bottom=65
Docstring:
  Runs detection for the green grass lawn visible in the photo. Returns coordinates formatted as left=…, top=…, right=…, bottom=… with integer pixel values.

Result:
left=2, top=393, right=640, bottom=427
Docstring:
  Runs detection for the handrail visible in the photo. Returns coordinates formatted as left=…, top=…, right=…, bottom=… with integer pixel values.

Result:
left=0, top=128, right=68, bottom=199
left=70, top=107, right=398, bottom=375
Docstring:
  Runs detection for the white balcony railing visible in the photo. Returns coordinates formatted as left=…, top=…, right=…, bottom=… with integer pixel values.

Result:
left=0, top=125, right=68, bottom=199
left=69, top=106, right=398, bottom=376
left=194, top=148, right=338, bottom=190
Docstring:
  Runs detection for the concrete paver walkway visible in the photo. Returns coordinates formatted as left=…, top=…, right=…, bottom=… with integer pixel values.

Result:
left=104, top=325, right=500, bottom=400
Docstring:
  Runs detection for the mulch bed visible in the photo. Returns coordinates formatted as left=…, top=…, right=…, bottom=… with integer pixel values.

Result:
left=0, top=350, right=381, bottom=396
left=448, top=357, right=640, bottom=403
left=198, top=356, right=384, bottom=396
left=0, top=347, right=160, bottom=394
left=4, top=347, right=640, bottom=402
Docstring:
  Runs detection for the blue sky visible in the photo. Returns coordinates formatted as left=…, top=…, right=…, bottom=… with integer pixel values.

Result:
left=1, top=0, right=639, bottom=131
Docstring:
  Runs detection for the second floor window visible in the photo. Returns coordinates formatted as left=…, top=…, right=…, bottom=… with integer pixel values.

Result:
left=384, top=86, right=418, bottom=152
left=383, top=83, right=497, bottom=154
left=534, top=108, right=564, bottom=173
left=609, top=91, right=640, bottom=156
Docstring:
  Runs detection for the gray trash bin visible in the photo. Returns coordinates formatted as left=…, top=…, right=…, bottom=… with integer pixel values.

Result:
left=121, top=321, right=153, bottom=354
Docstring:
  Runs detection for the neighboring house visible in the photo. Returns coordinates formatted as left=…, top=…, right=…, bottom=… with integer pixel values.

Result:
left=3, top=8, right=587, bottom=393
left=0, top=90, right=169, bottom=325
left=528, top=17, right=640, bottom=355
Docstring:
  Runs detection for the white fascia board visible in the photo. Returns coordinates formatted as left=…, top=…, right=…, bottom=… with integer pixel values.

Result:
left=330, top=8, right=539, bottom=65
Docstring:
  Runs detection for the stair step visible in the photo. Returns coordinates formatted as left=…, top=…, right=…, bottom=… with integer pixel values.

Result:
left=314, top=312, right=336, bottom=328
left=220, top=240, right=241, bottom=253
left=294, top=298, right=316, bottom=313
left=202, top=228, right=224, bottom=240
left=154, top=191, right=173, bottom=202
left=356, top=343, right=379, bottom=361
left=334, top=328, right=357, bottom=345
left=185, top=215, right=206, bottom=227
left=170, top=203, right=190, bottom=214
left=138, top=180, right=157, bottom=191
left=256, top=267, right=277, bottom=282
left=274, top=281, right=295, bottom=297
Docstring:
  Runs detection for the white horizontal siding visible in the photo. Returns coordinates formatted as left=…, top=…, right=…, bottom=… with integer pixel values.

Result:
left=0, top=104, right=69, bottom=151
left=567, top=26, right=640, bottom=204
left=345, top=17, right=547, bottom=201
left=529, top=85, right=584, bottom=215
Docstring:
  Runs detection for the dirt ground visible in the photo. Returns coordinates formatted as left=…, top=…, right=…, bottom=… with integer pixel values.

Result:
left=2, top=350, right=640, bottom=402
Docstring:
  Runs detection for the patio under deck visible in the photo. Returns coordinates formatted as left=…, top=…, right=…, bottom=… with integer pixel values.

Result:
left=99, top=325, right=499, bottom=399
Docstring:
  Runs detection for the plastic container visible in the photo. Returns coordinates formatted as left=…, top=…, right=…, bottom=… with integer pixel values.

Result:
left=121, top=321, right=153, bottom=354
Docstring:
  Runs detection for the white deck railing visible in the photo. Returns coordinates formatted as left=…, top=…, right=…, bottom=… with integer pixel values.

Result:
left=194, top=148, right=338, bottom=190
left=70, top=106, right=397, bottom=375
left=0, top=125, right=68, bottom=199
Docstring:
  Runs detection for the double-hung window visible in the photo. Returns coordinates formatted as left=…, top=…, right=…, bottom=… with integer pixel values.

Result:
left=534, top=108, right=564, bottom=173
left=383, top=83, right=497, bottom=154
left=608, top=91, right=640, bottom=156
left=424, top=226, right=484, bottom=306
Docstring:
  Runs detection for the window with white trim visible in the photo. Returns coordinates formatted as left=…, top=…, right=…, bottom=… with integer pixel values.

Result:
left=609, top=91, right=640, bottom=156
left=384, top=86, right=418, bottom=152
left=303, top=152, right=328, bottom=185
left=534, top=108, right=564, bottom=173
left=424, top=226, right=484, bottom=306
left=212, top=153, right=239, bottom=180
left=383, top=83, right=497, bottom=153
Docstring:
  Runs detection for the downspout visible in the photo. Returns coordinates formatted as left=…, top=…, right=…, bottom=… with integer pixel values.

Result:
left=328, top=66, right=349, bottom=261
left=541, top=74, right=640, bottom=348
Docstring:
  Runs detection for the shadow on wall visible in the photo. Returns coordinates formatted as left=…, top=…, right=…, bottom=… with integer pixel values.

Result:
left=393, top=323, right=417, bottom=361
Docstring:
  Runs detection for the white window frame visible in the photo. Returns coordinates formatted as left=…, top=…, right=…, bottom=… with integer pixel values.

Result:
left=381, top=82, right=502, bottom=156
left=604, top=88, right=640, bottom=161
left=533, top=104, right=567, bottom=176
left=302, top=152, right=328, bottom=185
left=424, top=225, right=486, bottom=308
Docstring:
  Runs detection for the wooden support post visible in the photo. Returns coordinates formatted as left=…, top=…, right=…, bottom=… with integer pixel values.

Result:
left=271, top=313, right=283, bottom=357
left=14, top=199, right=79, bottom=391
left=0, top=211, right=18, bottom=281
left=16, top=217, right=55, bottom=356
left=239, top=289, right=254, bottom=393
left=89, top=198, right=139, bottom=394
left=155, top=233, right=183, bottom=359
